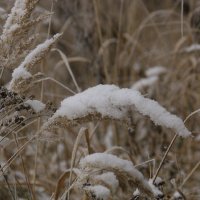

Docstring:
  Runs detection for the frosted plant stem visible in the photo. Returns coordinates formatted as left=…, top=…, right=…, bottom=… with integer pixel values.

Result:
left=153, top=133, right=178, bottom=183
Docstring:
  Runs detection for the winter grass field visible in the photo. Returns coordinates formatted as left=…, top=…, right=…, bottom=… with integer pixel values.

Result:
left=0, top=0, right=200, bottom=199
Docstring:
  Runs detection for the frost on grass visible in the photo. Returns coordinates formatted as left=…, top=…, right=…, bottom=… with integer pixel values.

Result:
left=25, top=100, right=46, bottom=113
left=46, top=84, right=191, bottom=137
left=80, top=152, right=154, bottom=197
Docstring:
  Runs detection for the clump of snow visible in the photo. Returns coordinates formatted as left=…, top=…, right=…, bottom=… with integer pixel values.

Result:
left=80, top=152, right=153, bottom=196
left=95, top=172, right=119, bottom=192
left=49, top=84, right=191, bottom=137
left=145, top=66, right=166, bottom=77
left=80, top=153, right=136, bottom=174
left=132, top=66, right=166, bottom=90
left=172, top=191, right=183, bottom=199
left=25, top=100, right=46, bottom=113
left=184, top=44, right=200, bottom=53
left=154, top=176, right=164, bottom=187
left=85, top=185, right=110, bottom=200
left=148, top=179, right=164, bottom=198
left=133, top=189, right=140, bottom=197
left=132, top=76, right=158, bottom=90
left=11, top=65, right=32, bottom=81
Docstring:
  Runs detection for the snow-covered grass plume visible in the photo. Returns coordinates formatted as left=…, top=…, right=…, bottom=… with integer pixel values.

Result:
left=46, top=84, right=191, bottom=137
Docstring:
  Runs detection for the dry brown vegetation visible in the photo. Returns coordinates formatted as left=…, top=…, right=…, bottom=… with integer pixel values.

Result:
left=0, top=0, right=200, bottom=199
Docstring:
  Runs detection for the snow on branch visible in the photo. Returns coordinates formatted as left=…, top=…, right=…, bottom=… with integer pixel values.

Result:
left=45, top=84, right=191, bottom=137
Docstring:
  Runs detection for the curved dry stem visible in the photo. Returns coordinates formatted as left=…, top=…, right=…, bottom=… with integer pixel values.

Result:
left=33, top=76, right=76, bottom=94
left=52, top=48, right=81, bottom=92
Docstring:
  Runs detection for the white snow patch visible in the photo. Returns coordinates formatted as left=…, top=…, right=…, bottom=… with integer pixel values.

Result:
left=85, top=185, right=110, bottom=200
left=154, top=176, right=164, bottom=186
left=184, top=44, right=200, bottom=52
left=132, top=66, right=166, bottom=90
left=11, top=65, right=32, bottom=81
left=95, top=172, right=119, bottom=192
left=145, top=66, right=166, bottom=77
left=172, top=191, right=183, bottom=199
left=133, top=188, right=140, bottom=197
left=148, top=179, right=163, bottom=198
left=25, top=100, right=46, bottom=113
left=50, top=85, right=191, bottom=137
left=80, top=153, right=153, bottom=196
left=132, top=76, right=158, bottom=90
